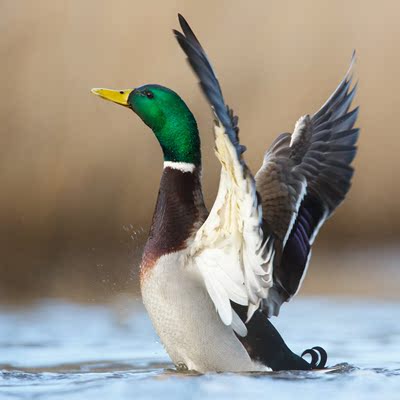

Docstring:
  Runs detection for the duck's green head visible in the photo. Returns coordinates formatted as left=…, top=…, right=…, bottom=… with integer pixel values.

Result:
left=91, top=84, right=201, bottom=166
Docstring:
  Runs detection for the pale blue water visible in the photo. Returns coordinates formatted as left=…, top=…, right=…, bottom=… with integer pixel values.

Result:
left=0, top=298, right=399, bottom=399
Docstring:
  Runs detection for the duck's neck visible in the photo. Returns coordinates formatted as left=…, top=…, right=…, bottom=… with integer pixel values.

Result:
left=141, top=162, right=206, bottom=271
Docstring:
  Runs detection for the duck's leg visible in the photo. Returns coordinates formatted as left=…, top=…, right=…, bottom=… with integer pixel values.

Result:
left=233, top=305, right=327, bottom=371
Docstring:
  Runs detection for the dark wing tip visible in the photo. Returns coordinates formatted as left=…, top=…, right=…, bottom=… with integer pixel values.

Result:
left=178, top=14, right=202, bottom=49
left=351, top=49, right=356, bottom=63
left=174, top=13, right=243, bottom=157
left=172, top=29, right=183, bottom=41
left=177, top=14, right=189, bottom=32
left=346, top=49, right=357, bottom=80
left=177, top=13, right=186, bottom=26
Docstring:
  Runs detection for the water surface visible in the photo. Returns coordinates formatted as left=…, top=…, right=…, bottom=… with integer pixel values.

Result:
left=0, top=298, right=399, bottom=399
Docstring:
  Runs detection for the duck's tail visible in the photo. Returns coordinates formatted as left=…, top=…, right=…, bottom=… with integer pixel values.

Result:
left=233, top=305, right=328, bottom=371
left=301, top=346, right=328, bottom=369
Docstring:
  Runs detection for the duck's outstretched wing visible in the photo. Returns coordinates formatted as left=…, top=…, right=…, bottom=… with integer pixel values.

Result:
left=174, top=14, right=274, bottom=336
left=256, top=54, right=359, bottom=316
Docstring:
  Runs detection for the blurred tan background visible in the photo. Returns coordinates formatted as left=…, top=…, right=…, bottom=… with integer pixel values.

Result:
left=0, top=0, right=399, bottom=304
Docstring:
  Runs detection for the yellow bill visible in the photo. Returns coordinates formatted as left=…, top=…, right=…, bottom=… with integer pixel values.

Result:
left=91, top=88, right=133, bottom=107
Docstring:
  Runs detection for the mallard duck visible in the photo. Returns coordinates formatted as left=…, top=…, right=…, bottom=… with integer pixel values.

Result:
left=91, top=14, right=359, bottom=373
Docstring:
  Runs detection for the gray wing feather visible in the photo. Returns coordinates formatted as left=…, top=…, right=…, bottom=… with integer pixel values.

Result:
left=257, top=53, right=359, bottom=316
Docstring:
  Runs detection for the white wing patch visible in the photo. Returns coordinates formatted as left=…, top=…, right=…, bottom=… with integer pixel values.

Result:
left=190, top=123, right=274, bottom=336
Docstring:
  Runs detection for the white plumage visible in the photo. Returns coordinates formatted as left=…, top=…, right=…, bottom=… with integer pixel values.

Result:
left=190, top=122, right=274, bottom=334
left=141, top=251, right=268, bottom=372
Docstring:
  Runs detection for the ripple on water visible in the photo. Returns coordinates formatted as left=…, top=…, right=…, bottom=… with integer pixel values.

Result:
left=0, top=299, right=399, bottom=400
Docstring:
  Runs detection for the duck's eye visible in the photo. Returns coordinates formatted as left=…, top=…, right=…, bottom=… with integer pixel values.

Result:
left=145, top=91, right=154, bottom=99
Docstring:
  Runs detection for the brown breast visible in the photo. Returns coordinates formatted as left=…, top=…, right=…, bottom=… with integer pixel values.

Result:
left=140, top=166, right=207, bottom=282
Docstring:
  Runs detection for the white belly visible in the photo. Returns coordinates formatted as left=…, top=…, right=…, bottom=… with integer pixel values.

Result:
left=140, top=251, right=266, bottom=373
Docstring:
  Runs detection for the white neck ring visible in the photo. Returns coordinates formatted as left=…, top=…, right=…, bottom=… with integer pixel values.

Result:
left=163, top=161, right=196, bottom=173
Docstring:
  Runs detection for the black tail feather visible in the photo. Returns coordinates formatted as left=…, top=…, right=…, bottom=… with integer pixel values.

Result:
left=233, top=305, right=328, bottom=371
left=301, top=346, right=328, bottom=369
